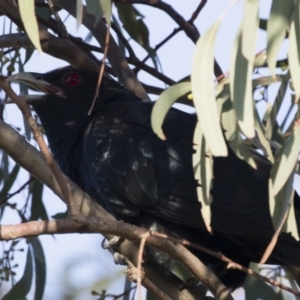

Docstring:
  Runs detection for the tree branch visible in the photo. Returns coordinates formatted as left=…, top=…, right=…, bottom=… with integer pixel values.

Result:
left=0, top=31, right=99, bottom=72
left=0, top=217, right=233, bottom=300
left=53, top=0, right=150, bottom=101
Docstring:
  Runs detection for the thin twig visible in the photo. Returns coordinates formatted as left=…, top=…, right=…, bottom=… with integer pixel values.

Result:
left=0, top=77, right=75, bottom=210
left=88, top=23, right=111, bottom=115
left=48, top=0, right=69, bottom=38
left=0, top=177, right=35, bottom=205
left=137, top=232, right=150, bottom=300
left=151, top=231, right=300, bottom=297
left=188, top=0, right=208, bottom=23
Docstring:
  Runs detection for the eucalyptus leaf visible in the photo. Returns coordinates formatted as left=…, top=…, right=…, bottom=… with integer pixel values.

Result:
left=76, top=0, right=83, bottom=29
left=230, top=25, right=255, bottom=139
left=19, top=0, right=42, bottom=52
left=191, top=15, right=228, bottom=156
left=30, top=238, right=46, bottom=300
left=151, top=82, right=191, bottom=140
left=193, top=121, right=212, bottom=232
left=271, top=125, right=300, bottom=195
left=288, top=3, right=300, bottom=100
left=267, top=0, right=293, bottom=77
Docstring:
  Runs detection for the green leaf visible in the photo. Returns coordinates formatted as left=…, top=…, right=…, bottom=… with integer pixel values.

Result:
left=151, top=82, right=191, bottom=139
left=35, top=0, right=50, bottom=31
left=76, top=0, right=83, bottom=29
left=19, top=0, right=42, bottom=52
left=99, top=0, right=111, bottom=26
left=86, top=0, right=103, bottom=25
left=115, top=3, right=150, bottom=50
left=254, top=106, right=274, bottom=162
left=220, top=87, right=256, bottom=168
left=267, top=0, right=293, bottom=77
left=2, top=248, right=33, bottom=300
left=230, top=24, right=255, bottom=139
left=112, top=15, right=126, bottom=55
left=30, top=180, right=48, bottom=221
left=0, top=164, right=20, bottom=203
left=30, top=238, right=46, bottom=300
left=271, top=124, right=300, bottom=195
left=192, top=122, right=212, bottom=232
left=289, top=3, right=300, bottom=100
left=191, top=14, right=228, bottom=157
left=269, top=172, right=298, bottom=239
left=265, top=71, right=290, bottom=142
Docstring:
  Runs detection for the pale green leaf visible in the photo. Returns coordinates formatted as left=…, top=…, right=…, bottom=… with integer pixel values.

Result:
left=99, top=0, right=111, bottom=26
left=269, top=172, right=298, bottom=240
left=271, top=125, right=300, bottom=195
left=242, top=0, right=259, bottom=60
left=193, top=122, right=212, bottom=232
left=230, top=25, right=255, bottom=139
left=254, top=106, right=274, bottom=162
left=200, top=139, right=213, bottom=206
left=19, top=0, right=42, bottom=52
left=289, top=3, right=300, bottom=100
left=115, top=3, right=150, bottom=50
left=265, top=71, right=290, bottom=141
left=191, top=14, right=228, bottom=157
left=221, top=94, right=256, bottom=168
left=76, top=0, right=83, bottom=29
left=86, top=0, right=103, bottom=25
left=267, top=0, right=293, bottom=77
left=30, top=238, right=46, bottom=300
left=151, top=82, right=191, bottom=139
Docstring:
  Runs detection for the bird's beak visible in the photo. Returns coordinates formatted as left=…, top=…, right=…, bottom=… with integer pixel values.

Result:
left=6, top=72, right=65, bottom=103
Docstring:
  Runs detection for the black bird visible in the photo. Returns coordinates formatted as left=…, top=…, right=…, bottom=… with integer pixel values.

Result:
left=7, top=67, right=300, bottom=290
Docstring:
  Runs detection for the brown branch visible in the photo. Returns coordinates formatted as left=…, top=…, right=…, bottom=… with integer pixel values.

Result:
left=0, top=177, right=35, bottom=205
left=119, top=0, right=200, bottom=42
left=189, top=0, right=208, bottom=23
left=152, top=231, right=300, bottom=297
left=89, top=23, right=111, bottom=115
left=48, top=0, right=69, bottom=38
left=0, top=78, right=75, bottom=212
left=53, top=0, right=150, bottom=101
left=0, top=31, right=99, bottom=72
left=117, top=0, right=224, bottom=79
left=0, top=217, right=233, bottom=300
left=137, top=232, right=150, bottom=300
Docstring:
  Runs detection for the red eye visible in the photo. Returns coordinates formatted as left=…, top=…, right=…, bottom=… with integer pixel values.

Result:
left=64, top=73, right=80, bottom=87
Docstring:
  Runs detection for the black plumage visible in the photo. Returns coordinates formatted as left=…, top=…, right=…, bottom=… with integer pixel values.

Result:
left=7, top=67, right=300, bottom=290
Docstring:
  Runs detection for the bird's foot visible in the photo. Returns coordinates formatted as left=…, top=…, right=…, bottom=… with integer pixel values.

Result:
left=113, top=252, right=129, bottom=266
left=102, top=236, right=124, bottom=250
left=125, top=264, right=145, bottom=283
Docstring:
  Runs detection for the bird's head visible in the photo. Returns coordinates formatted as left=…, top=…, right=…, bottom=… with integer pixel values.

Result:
left=6, top=66, right=127, bottom=110
left=6, top=66, right=136, bottom=131
left=6, top=66, right=136, bottom=152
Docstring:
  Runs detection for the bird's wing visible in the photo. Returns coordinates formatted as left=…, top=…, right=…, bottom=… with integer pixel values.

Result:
left=81, top=101, right=205, bottom=229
